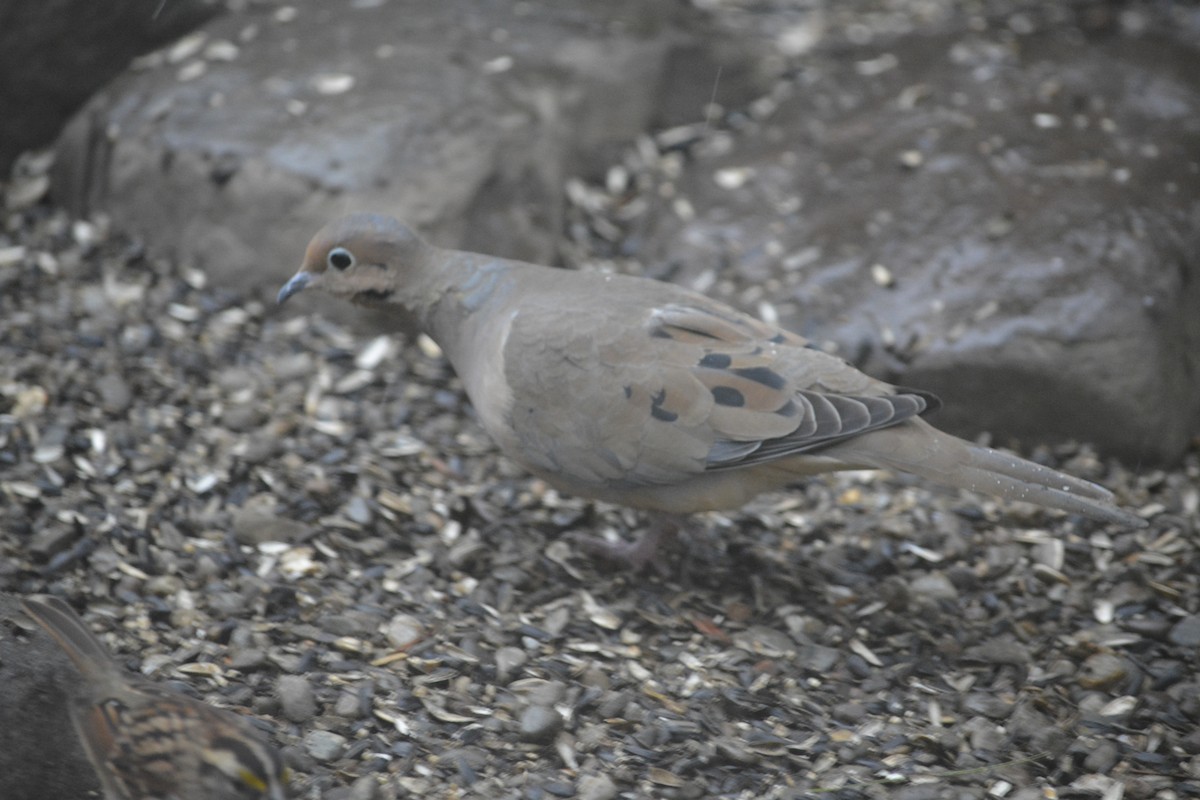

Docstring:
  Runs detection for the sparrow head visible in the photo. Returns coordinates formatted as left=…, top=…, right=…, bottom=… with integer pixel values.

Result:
left=278, top=213, right=427, bottom=306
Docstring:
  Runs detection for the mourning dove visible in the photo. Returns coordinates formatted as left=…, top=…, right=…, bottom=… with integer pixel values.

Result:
left=279, top=213, right=1145, bottom=565
left=21, top=595, right=288, bottom=800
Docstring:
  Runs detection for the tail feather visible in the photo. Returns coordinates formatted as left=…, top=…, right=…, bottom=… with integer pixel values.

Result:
left=22, top=595, right=121, bottom=682
left=824, top=418, right=1145, bottom=528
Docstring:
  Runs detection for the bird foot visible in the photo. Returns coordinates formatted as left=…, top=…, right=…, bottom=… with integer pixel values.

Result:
left=565, top=525, right=677, bottom=575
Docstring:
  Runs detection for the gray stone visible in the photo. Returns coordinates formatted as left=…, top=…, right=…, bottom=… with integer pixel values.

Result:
left=518, top=704, right=563, bottom=743
left=1169, top=615, right=1200, bottom=648
left=1084, top=738, right=1121, bottom=774
left=333, top=689, right=364, bottom=720
left=95, top=372, right=133, bottom=414
left=345, top=495, right=372, bottom=525
left=384, top=613, right=424, bottom=650
left=349, top=774, right=379, bottom=800
left=798, top=644, right=840, bottom=673
left=639, top=22, right=1200, bottom=462
left=578, top=773, right=620, bottom=800
left=510, top=678, right=566, bottom=708
left=230, top=508, right=311, bottom=546
left=52, top=0, right=761, bottom=314
left=832, top=701, right=866, bottom=725
left=494, top=644, right=528, bottom=684
left=277, top=673, right=318, bottom=723
left=304, top=729, right=348, bottom=762
left=909, top=571, right=959, bottom=602
left=963, top=692, right=1015, bottom=720
left=27, top=524, right=79, bottom=560
left=228, top=646, right=267, bottom=672
left=220, top=403, right=265, bottom=433
left=0, top=0, right=218, bottom=172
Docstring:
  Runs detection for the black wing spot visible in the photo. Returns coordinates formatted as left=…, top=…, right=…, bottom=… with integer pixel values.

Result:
left=732, top=366, right=786, bottom=390
left=650, top=405, right=678, bottom=423
left=775, top=398, right=799, bottom=418
left=768, top=333, right=787, bottom=344
left=650, top=388, right=678, bottom=422
left=623, top=385, right=633, bottom=399
left=699, top=352, right=732, bottom=369
left=650, top=328, right=673, bottom=339
left=711, top=386, right=745, bottom=407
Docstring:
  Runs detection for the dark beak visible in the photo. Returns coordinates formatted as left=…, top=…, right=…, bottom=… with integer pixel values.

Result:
left=277, top=272, right=312, bottom=304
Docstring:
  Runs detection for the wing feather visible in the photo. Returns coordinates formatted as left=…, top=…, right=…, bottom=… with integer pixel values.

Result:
left=499, top=282, right=939, bottom=490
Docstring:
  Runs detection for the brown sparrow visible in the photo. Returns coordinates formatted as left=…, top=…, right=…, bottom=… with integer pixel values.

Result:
left=21, top=595, right=288, bottom=800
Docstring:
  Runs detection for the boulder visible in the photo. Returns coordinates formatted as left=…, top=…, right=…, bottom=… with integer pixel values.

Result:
left=0, top=0, right=219, bottom=173
left=46, top=1, right=1199, bottom=460
left=635, top=14, right=1200, bottom=463
left=51, top=0, right=766, bottom=310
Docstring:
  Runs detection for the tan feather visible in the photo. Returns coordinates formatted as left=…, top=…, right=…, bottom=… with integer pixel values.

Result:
left=280, top=214, right=1147, bottom=532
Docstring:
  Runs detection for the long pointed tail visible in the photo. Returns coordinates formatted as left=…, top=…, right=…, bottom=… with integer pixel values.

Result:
left=22, top=595, right=122, bottom=682
left=825, top=418, right=1146, bottom=527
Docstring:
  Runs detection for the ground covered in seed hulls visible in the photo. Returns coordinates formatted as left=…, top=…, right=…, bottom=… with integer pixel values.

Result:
left=2, top=157, right=1199, bottom=800
left=3, top=0, right=1200, bottom=790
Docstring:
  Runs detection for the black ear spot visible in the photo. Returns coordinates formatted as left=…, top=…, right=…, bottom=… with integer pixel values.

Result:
left=328, top=247, right=355, bottom=271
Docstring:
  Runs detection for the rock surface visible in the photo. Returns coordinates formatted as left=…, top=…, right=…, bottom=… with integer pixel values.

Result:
left=52, top=0, right=761, bottom=306
left=633, top=11, right=1200, bottom=462
left=0, top=0, right=219, bottom=173
left=47, top=1, right=1200, bottom=460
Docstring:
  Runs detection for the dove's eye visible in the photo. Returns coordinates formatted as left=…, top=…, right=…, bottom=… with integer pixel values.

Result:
left=328, top=247, right=355, bottom=271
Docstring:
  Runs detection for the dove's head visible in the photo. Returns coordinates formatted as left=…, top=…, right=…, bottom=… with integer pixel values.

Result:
left=278, top=213, right=427, bottom=306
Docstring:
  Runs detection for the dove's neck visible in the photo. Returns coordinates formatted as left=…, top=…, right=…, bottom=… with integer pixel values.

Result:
left=414, top=249, right=523, bottom=371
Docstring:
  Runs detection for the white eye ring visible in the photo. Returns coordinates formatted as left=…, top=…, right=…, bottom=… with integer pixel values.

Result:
left=328, top=247, right=355, bottom=271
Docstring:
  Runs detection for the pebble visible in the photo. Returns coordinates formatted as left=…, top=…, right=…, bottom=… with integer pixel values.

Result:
left=28, top=526, right=77, bottom=559
left=578, top=773, right=619, bottom=800
left=229, top=647, right=268, bottom=671
left=349, top=775, right=379, bottom=800
left=334, top=689, right=364, bottom=719
left=965, top=717, right=1005, bottom=752
left=511, top=679, right=566, bottom=708
left=1180, top=729, right=1200, bottom=755
left=1078, top=653, right=1128, bottom=690
left=240, top=432, right=281, bottom=463
left=1084, top=739, right=1121, bottom=773
left=277, top=674, right=318, bottom=723
left=909, top=570, right=959, bottom=601
left=494, top=645, right=528, bottom=684
left=345, top=495, right=373, bottom=524
left=221, top=403, right=265, bottom=432
left=1168, top=615, right=1200, bottom=647
left=798, top=644, right=841, bottom=673
left=144, top=574, right=183, bottom=596
left=832, top=701, right=867, bottom=724
left=95, top=372, right=133, bottom=413
left=962, top=693, right=1014, bottom=720
left=384, top=613, right=424, bottom=649
left=518, top=705, right=563, bottom=743
left=231, top=509, right=310, bottom=545
left=304, top=730, right=348, bottom=762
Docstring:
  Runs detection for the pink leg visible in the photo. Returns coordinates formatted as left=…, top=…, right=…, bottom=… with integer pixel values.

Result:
left=567, top=513, right=682, bottom=574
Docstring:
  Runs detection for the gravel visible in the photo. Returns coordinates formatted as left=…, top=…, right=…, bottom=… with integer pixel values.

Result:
left=3, top=4, right=1199, bottom=798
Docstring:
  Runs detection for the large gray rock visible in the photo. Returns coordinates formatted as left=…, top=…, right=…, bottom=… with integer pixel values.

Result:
left=47, top=1, right=1198, bottom=461
left=636, top=14, right=1200, bottom=463
left=52, top=0, right=766, bottom=308
left=0, top=0, right=218, bottom=173
left=0, top=594, right=98, bottom=800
